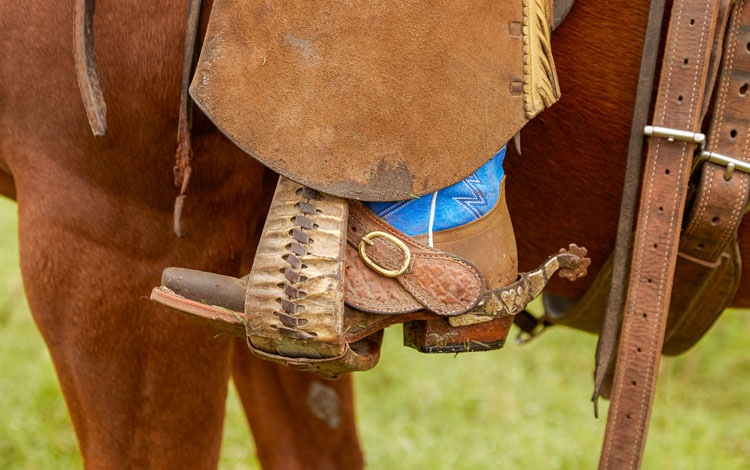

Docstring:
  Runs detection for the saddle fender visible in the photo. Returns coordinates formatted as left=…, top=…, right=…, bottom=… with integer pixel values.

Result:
left=189, top=0, right=561, bottom=201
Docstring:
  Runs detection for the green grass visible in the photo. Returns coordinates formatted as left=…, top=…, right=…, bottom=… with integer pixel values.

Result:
left=0, top=196, right=748, bottom=469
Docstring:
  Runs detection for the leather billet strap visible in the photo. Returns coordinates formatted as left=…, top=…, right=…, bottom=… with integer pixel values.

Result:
left=593, top=0, right=668, bottom=412
left=595, top=0, right=735, bottom=405
left=599, top=0, right=724, bottom=468
left=172, top=0, right=204, bottom=237
left=681, top=0, right=750, bottom=264
left=666, top=0, right=750, bottom=353
left=74, top=0, right=205, bottom=235
left=542, top=0, right=745, bottom=373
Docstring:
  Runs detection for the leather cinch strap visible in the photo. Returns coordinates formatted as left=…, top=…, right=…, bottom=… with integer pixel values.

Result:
left=599, top=0, right=726, bottom=468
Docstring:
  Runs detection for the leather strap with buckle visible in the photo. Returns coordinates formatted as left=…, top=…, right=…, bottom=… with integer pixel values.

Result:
left=346, top=201, right=486, bottom=317
left=599, top=0, right=728, bottom=468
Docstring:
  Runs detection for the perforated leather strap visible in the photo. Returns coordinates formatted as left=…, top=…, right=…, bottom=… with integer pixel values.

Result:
left=599, top=0, right=723, bottom=468
left=680, top=0, right=750, bottom=264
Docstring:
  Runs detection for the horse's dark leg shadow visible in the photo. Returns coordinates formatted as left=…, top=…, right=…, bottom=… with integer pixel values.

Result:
left=0, top=170, right=15, bottom=201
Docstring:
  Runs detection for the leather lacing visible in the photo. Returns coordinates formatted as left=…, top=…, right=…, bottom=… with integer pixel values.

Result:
left=272, top=186, right=323, bottom=340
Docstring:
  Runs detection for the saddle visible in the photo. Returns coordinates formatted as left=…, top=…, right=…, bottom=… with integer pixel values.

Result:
left=189, top=0, right=560, bottom=200
left=76, top=0, right=749, bottom=467
left=142, top=0, right=592, bottom=379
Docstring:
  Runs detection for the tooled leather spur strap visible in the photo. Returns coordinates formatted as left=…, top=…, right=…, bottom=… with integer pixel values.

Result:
left=345, top=201, right=590, bottom=319
left=346, top=201, right=486, bottom=316
left=599, top=0, right=722, bottom=468
left=74, top=0, right=107, bottom=136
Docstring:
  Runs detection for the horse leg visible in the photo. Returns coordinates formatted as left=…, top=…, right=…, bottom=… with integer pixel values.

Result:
left=0, top=172, right=14, bottom=201
left=15, top=189, right=236, bottom=469
left=0, top=155, right=15, bottom=201
left=224, top=175, right=363, bottom=470
left=231, top=340, right=364, bottom=469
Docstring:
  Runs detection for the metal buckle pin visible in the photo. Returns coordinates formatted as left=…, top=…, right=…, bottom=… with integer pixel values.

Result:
left=691, top=150, right=750, bottom=181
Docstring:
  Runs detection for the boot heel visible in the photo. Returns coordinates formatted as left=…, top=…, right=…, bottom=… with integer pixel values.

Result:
left=403, top=317, right=512, bottom=354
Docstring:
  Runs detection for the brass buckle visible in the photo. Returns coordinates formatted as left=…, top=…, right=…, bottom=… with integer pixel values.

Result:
left=358, top=231, right=411, bottom=278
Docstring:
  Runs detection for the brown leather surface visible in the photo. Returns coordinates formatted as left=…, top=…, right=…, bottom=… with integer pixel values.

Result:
left=665, top=243, right=741, bottom=354
left=150, top=287, right=247, bottom=338
left=190, top=0, right=556, bottom=200
left=244, top=178, right=349, bottom=359
left=247, top=331, right=384, bottom=380
left=593, top=0, right=669, bottom=409
left=413, top=182, right=519, bottom=290
left=667, top=0, right=750, bottom=353
left=600, top=0, right=722, bottom=468
left=172, top=0, right=204, bottom=237
left=406, top=180, right=519, bottom=352
left=681, top=0, right=750, bottom=263
left=343, top=243, right=423, bottom=314
left=342, top=307, right=442, bottom=343
left=403, top=315, right=514, bottom=354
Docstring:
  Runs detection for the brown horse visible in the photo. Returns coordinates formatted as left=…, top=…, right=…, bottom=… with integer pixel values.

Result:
left=0, top=0, right=747, bottom=468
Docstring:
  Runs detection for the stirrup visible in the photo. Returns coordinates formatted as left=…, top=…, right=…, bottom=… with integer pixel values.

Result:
left=152, top=243, right=589, bottom=378
left=150, top=180, right=589, bottom=378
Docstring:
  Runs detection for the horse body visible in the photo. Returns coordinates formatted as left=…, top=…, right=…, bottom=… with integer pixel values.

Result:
left=0, top=0, right=745, bottom=468
left=1, top=1, right=361, bottom=468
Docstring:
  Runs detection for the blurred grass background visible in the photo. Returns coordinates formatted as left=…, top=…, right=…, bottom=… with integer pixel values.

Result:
left=0, top=195, right=748, bottom=469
